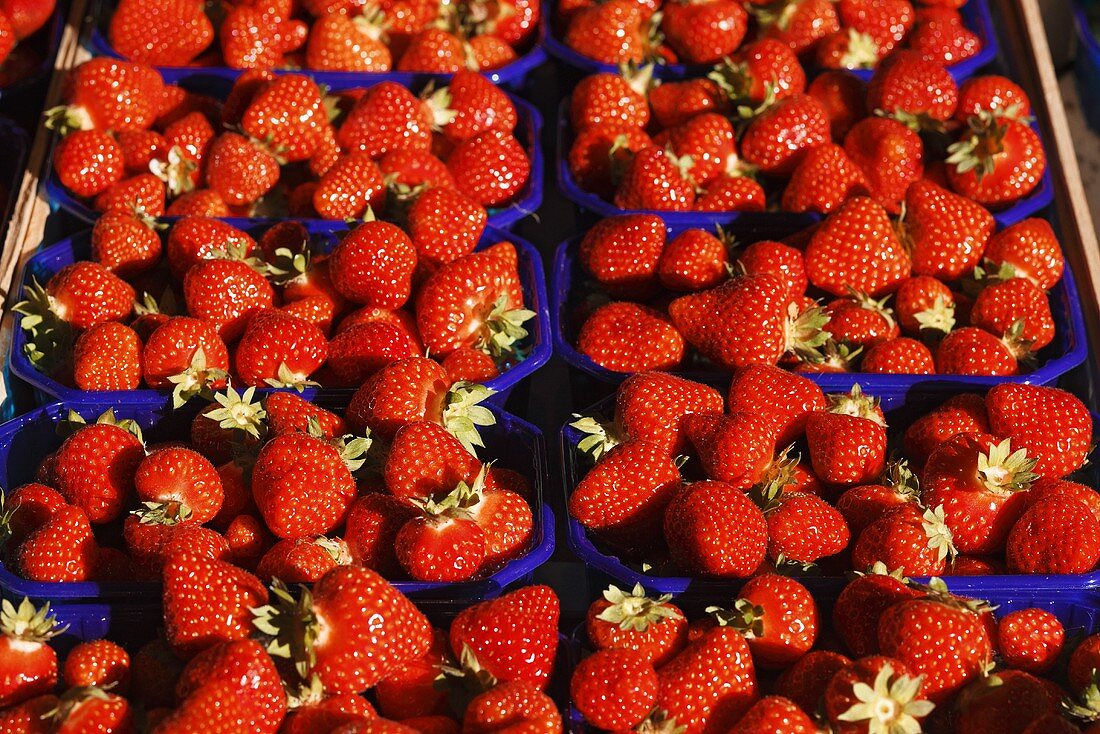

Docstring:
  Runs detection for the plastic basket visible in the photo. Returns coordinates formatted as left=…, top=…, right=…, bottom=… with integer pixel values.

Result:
left=550, top=221, right=1088, bottom=397
left=1074, top=0, right=1100, bottom=133
left=0, top=397, right=554, bottom=604
left=44, top=73, right=543, bottom=230
left=10, top=224, right=551, bottom=407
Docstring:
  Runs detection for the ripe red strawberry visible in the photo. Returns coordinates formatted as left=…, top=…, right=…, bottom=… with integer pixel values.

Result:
left=756, top=0, right=839, bottom=53
left=804, top=196, right=911, bottom=297
left=234, top=309, right=328, bottom=388
left=862, top=337, right=935, bottom=373
left=441, top=347, right=499, bottom=382
left=62, top=639, right=131, bottom=693
left=463, top=681, right=561, bottom=732
left=108, top=0, right=213, bottom=65
left=446, top=128, right=529, bottom=207
left=735, top=239, right=808, bottom=298
left=0, top=598, right=63, bottom=708
left=17, top=261, right=134, bottom=338
left=571, top=439, right=681, bottom=551
left=806, top=411, right=886, bottom=486
left=970, top=277, right=1055, bottom=350
left=740, top=94, right=830, bottom=176
left=572, top=648, right=658, bottom=730
left=957, top=74, right=1032, bottom=122
left=711, top=574, right=817, bottom=668
left=415, top=241, right=529, bottom=360
left=655, top=626, right=757, bottom=734
left=1007, top=497, right=1100, bottom=574
left=116, top=129, right=168, bottom=175
left=946, top=116, right=1046, bottom=206
left=90, top=207, right=162, bottom=278
left=867, top=51, right=958, bottom=122
left=729, top=696, right=816, bottom=734
left=239, top=74, right=325, bottom=163
left=878, top=587, right=994, bottom=703
left=839, top=0, right=914, bottom=54
left=842, top=116, right=924, bottom=214
left=953, top=668, right=1059, bottom=734
left=204, top=132, right=280, bottom=207
left=569, top=123, right=651, bottom=198
left=324, top=321, right=420, bottom=386
left=807, top=69, right=868, bottom=141
left=657, top=228, right=729, bottom=292
left=94, top=173, right=167, bottom=217
left=579, top=213, right=666, bottom=297
left=998, top=608, right=1064, bottom=674
left=255, top=536, right=350, bottom=583
left=253, top=431, right=363, bottom=537
left=428, top=70, right=517, bottom=144
left=142, top=316, right=229, bottom=404
left=52, top=416, right=144, bottom=524
left=824, top=293, right=899, bottom=349
left=344, top=494, right=418, bottom=577
left=372, top=627, right=450, bottom=719
left=166, top=188, right=232, bottom=217
left=894, top=276, right=956, bottom=335
left=563, top=0, right=653, bottom=64
left=936, top=327, right=1019, bottom=375
left=899, top=179, right=994, bottom=279
left=909, top=7, right=981, bottom=68
left=313, top=153, right=387, bottom=220
left=407, top=188, right=486, bottom=267
left=649, top=78, right=729, bottom=129
left=53, top=129, right=124, bottom=198
left=984, top=218, right=1064, bottom=290
left=727, top=364, right=825, bottom=447
left=612, top=371, right=724, bottom=455
left=570, top=66, right=651, bottom=131
left=1022, top=478, right=1100, bottom=522
left=71, top=322, right=142, bottom=391
left=449, top=585, right=559, bottom=687
left=824, top=655, right=933, bottom=733
left=219, top=4, right=307, bottom=69
left=48, top=58, right=165, bottom=133
left=2, top=483, right=65, bottom=550
left=682, top=412, right=776, bottom=488
left=664, top=113, right=737, bottom=189
left=669, top=274, right=826, bottom=370
left=613, top=145, right=695, bottom=211
left=165, top=216, right=258, bottom=279
left=124, top=517, right=230, bottom=576
left=577, top=301, right=685, bottom=372
left=337, top=82, right=432, bottom=157
left=162, top=553, right=268, bottom=657
left=660, top=0, right=746, bottom=64
left=986, top=383, right=1092, bottom=479
left=133, top=446, right=223, bottom=526
left=280, top=690, right=376, bottom=734
left=852, top=504, right=955, bottom=576
left=782, top=143, right=869, bottom=214
left=0, top=693, right=58, bottom=733
left=305, top=10, right=391, bottom=71
left=183, top=258, right=276, bottom=343
left=709, top=39, right=806, bottom=107
left=395, top=490, right=487, bottom=582
left=760, top=481, right=851, bottom=565
left=586, top=584, right=688, bottom=667
left=695, top=174, right=766, bottom=211
left=384, top=420, right=483, bottom=500
left=773, top=650, right=852, bottom=714
left=16, top=505, right=99, bottom=582
left=833, top=569, right=921, bottom=657
left=396, top=28, right=466, bottom=73
left=156, top=112, right=214, bottom=195
left=664, top=479, right=768, bottom=576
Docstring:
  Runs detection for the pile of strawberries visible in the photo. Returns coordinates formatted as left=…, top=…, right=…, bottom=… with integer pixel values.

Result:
left=555, top=0, right=981, bottom=70
left=571, top=575, right=1100, bottom=733
left=106, top=0, right=538, bottom=72
left=568, top=371, right=1097, bottom=577
left=16, top=212, right=535, bottom=398
left=48, top=60, right=532, bottom=220
left=2, top=380, right=538, bottom=585
left=0, top=578, right=562, bottom=731
left=568, top=59, right=1045, bottom=214
left=570, top=206, right=1065, bottom=377
left=0, top=0, right=53, bottom=75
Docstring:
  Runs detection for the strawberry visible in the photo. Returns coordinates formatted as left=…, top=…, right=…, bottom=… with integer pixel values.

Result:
left=219, top=4, right=308, bottom=69
left=728, top=364, right=826, bottom=446
left=612, top=371, right=724, bottom=455
left=234, top=309, right=328, bottom=388
left=373, top=627, right=450, bottom=719
left=579, top=213, right=666, bottom=297
left=970, top=277, right=1055, bottom=350
left=861, top=338, right=936, bottom=374
left=613, top=145, right=695, bottom=210
left=1022, top=478, right=1100, bottom=521
left=759, top=480, right=851, bottom=565
left=568, top=123, right=651, bottom=198
left=313, top=154, right=387, bottom=220
left=773, top=650, right=853, bottom=714
left=0, top=0, right=52, bottom=40
left=877, top=585, right=994, bottom=702
left=395, top=489, right=488, bottom=582
left=824, top=655, right=933, bottom=733
left=833, top=569, right=921, bottom=657
left=756, top=0, right=839, bottom=53
left=158, top=112, right=214, bottom=195
left=116, top=130, right=168, bottom=175
left=782, top=143, right=870, bottom=214
left=108, top=0, right=213, bottom=65
left=415, top=242, right=530, bottom=361
left=867, top=51, right=958, bottom=123
left=572, top=648, right=658, bottom=730
left=142, top=316, right=229, bottom=403
left=241, top=74, right=325, bottom=163
left=94, top=173, right=167, bottom=217
left=263, top=390, right=348, bottom=438
left=657, top=227, right=729, bottom=292
left=983, top=218, right=1064, bottom=290
left=654, top=626, right=757, bottom=734
left=576, top=301, right=685, bottom=372
left=709, top=39, right=806, bottom=107
left=668, top=274, right=827, bottom=370
left=682, top=412, right=776, bottom=488
left=204, top=132, right=280, bottom=207
left=344, top=494, right=418, bottom=577
left=695, top=174, right=766, bottom=211
left=132, top=446, right=223, bottom=527
left=53, top=129, right=124, bottom=198
left=47, top=58, right=165, bottom=133
left=305, top=10, right=392, bottom=71
left=463, top=681, right=561, bottom=733
left=441, top=348, right=499, bottom=382
left=1, top=483, right=65, bottom=550
left=649, top=78, right=729, bottom=129
left=446, top=129, right=530, bottom=207
left=954, top=668, right=1060, bottom=734
left=843, top=116, right=924, bottom=214
left=72, top=322, right=143, bottom=391
left=660, top=0, right=746, bottom=64
left=44, top=686, right=134, bottom=732
left=280, top=688, right=376, bottom=734
left=17, top=505, right=99, bottom=581
left=894, top=275, right=956, bottom=335
left=0, top=599, right=63, bottom=708
left=586, top=584, right=688, bottom=667
left=957, top=74, right=1032, bottom=122
left=1007, top=497, right=1100, bottom=574
left=808, top=70, right=868, bottom=140
left=449, top=585, right=559, bottom=687
left=165, top=217, right=258, bottom=279
left=571, top=439, right=681, bottom=550
left=946, top=116, right=1046, bottom=206
left=124, top=517, right=230, bottom=575
left=324, top=321, right=420, bottom=386
left=337, top=82, right=432, bottom=158
left=183, top=258, right=276, bottom=343
left=380, top=149, right=456, bottom=193
left=805, top=196, right=911, bottom=297
left=908, top=7, right=981, bottom=68
left=735, top=239, right=808, bottom=298
left=935, top=327, right=1019, bottom=376
left=384, top=420, right=483, bottom=499
left=664, top=479, right=768, bottom=576
left=90, top=207, right=163, bottom=277
left=564, top=0, right=653, bottom=64
left=824, top=293, right=899, bottom=349
left=62, top=639, right=130, bottom=693
left=0, top=694, right=58, bottom=733
left=17, top=260, right=134, bottom=338
left=852, top=504, right=955, bottom=576
left=256, top=536, right=351, bottom=583
left=405, top=188, right=486, bottom=268
left=664, top=113, right=737, bottom=188
left=253, top=430, right=364, bottom=537
left=986, top=383, right=1092, bottom=479
left=162, top=553, right=268, bottom=657
left=898, top=179, right=995, bottom=279
left=570, top=66, right=651, bottom=131
left=711, top=574, right=817, bottom=668
left=729, top=696, right=816, bottom=734
left=740, top=94, right=830, bottom=176
left=816, top=28, right=884, bottom=71
left=52, top=415, right=144, bottom=524
left=396, top=28, right=467, bottom=72
left=166, top=189, right=232, bottom=217
left=429, top=70, right=517, bottom=144
left=806, top=410, right=887, bottom=486
left=998, top=608, right=1064, bottom=674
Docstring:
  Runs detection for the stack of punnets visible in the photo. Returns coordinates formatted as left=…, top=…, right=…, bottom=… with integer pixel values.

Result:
left=6, top=0, right=1100, bottom=731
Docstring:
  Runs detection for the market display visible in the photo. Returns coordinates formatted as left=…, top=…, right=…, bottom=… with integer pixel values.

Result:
left=4, top=0, right=1100, bottom=731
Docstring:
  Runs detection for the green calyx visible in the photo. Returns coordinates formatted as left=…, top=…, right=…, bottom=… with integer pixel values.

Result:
left=478, top=295, right=535, bottom=365
left=827, top=384, right=886, bottom=427
left=1065, top=671, right=1100, bottom=723
left=839, top=28, right=880, bottom=70
left=1000, top=319, right=1037, bottom=365
left=784, top=302, right=832, bottom=362
left=635, top=709, right=687, bottom=734
left=945, top=112, right=1007, bottom=181
left=912, top=295, right=956, bottom=335
left=314, top=536, right=352, bottom=566
left=14, top=278, right=73, bottom=376
left=44, top=684, right=117, bottom=725
left=595, top=583, right=682, bottom=632
left=413, top=464, right=489, bottom=522
left=131, top=500, right=193, bottom=527
left=921, top=504, right=957, bottom=564
left=251, top=579, right=320, bottom=680
left=836, top=662, right=935, bottom=734
left=569, top=414, right=621, bottom=461
left=332, top=431, right=373, bottom=474
left=43, top=105, right=94, bottom=136
left=436, top=644, right=499, bottom=718
left=263, top=246, right=312, bottom=286
left=149, top=146, right=198, bottom=196
left=883, top=460, right=921, bottom=503
left=421, top=83, right=458, bottom=130
left=1, top=597, right=68, bottom=642
left=263, top=362, right=321, bottom=392
left=284, top=674, right=326, bottom=711
left=707, top=599, right=765, bottom=638
left=441, top=381, right=497, bottom=456
left=205, top=386, right=268, bottom=440
left=976, top=438, right=1038, bottom=495
left=168, top=346, right=229, bottom=409
left=749, top=445, right=799, bottom=514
